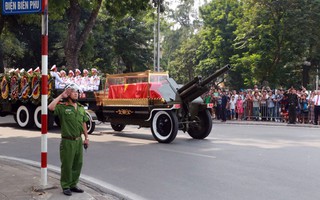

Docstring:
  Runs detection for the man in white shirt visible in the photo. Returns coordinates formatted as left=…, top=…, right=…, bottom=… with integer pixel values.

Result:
left=312, top=90, right=320, bottom=125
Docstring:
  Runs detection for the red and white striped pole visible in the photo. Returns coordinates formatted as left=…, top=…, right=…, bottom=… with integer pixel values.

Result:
left=41, top=0, right=48, bottom=187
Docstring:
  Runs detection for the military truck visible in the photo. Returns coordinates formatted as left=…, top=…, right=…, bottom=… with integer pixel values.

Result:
left=0, top=70, right=97, bottom=134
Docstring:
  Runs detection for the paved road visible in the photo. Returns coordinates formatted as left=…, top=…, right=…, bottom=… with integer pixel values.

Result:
left=0, top=116, right=320, bottom=200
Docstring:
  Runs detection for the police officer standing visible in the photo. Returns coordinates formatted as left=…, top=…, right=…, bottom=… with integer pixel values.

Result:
left=48, top=83, right=89, bottom=196
left=287, top=87, right=299, bottom=124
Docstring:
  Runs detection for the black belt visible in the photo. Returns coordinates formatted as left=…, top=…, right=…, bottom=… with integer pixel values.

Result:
left=62, top=136, right=81, bottom=141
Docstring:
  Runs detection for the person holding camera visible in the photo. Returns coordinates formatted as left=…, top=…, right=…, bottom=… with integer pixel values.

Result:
left=48, top=83, right=89, bottom=196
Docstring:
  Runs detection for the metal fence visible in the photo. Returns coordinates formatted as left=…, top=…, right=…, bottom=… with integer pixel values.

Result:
left=211, top=100, right=318, bottom=124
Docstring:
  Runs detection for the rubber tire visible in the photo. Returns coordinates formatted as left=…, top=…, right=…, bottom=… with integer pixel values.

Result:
left=13, top=114, right=17, bottom=123
left=151, top=110, right=178, bottom=143
left=187, top=110, right=212, bottom=139
left=85, top=111, right=95, bottom=134
left=34, top=106, right=54, bottom=129
left=34, top=106, right=42, bottom=129
left=111, top=123, right=126, bottom=132
left=16, top=105, right=35, bottom=128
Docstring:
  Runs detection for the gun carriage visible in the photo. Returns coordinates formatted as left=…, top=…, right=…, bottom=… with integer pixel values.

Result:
left=94, top=64, right=231, bottom=143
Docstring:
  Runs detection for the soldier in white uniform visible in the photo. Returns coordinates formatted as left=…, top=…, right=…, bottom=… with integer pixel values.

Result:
left=67, top=70, right=75, bottom=84
left=90, top=68, right=100, bottom=91
left=60, top=70, right=68, bottom=84
left=74, top=69, right=82, bottom=86
left=50, top=65, right=65, bottom=89
left=81, top=69, right=90, bottom=91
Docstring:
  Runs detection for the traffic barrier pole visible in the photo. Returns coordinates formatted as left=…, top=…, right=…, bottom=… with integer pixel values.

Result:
left=41, top=0, right=48, bottom=187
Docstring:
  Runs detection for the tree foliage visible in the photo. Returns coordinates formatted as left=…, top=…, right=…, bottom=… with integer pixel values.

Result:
left=0, top=0, right=154, bottom=73
left=2, top=0, right=320, bottom=90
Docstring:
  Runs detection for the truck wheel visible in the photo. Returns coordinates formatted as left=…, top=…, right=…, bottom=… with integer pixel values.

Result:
left=187, top=110, right=212, bottom=139
left=85, top=111, right=95, bottom=134
left=16, top=105, right=35, bottom=128
left=151, top=110, right=178, bottom=143
left=34, top=106, right=42, bottom=129
left=111, top=123, right=126, bottom=132
left=34, top=106, right=54, bottom=129
left=13, top=115, right=17, bottom=123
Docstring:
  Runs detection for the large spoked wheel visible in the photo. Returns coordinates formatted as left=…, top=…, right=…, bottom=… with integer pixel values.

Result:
left=85, top=111, right=95, bottom=135
left=111, top=123, right=126, bottom=132
left=151, top=110, right=178, bottom=143
left=187, top=110, right=212, bottom=139
left=34, top=106, right=54, bottom=129
left=16, top=105, right=35, bottom=128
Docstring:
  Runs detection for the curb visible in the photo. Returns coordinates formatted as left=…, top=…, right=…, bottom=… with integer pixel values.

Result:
left=212, top=120, right=320, bottom=128
left=0, top=155, right=145, bottom=200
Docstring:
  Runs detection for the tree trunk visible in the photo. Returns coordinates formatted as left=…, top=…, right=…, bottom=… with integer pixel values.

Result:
left=302, top=64, right=310, bottom=87
left=65, top=0, right=103, bottom=70
left=0, top=17, right=5, bottom=73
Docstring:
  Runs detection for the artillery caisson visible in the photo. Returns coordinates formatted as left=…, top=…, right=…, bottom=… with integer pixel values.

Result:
left=95, top=64, right=231, bottom=143
left=0, top=70, right=55, bottom=129
left=0, top=70, right=97, bottom=133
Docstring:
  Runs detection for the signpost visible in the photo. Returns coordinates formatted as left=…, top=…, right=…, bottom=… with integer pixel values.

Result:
left=2, top=0, right=41, bottom=15
left=2, top=0, right=48, bottom=188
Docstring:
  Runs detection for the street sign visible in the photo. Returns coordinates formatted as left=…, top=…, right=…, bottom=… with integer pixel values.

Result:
left=2, top=0, right=42, bottom=15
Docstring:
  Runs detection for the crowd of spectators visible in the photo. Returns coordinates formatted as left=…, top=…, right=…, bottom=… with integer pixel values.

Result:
left=202, top=85, right=320, bottom=125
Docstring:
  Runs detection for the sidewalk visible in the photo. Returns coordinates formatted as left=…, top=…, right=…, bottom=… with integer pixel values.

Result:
left=212, top=118, right=320, bottom=128
left=0, top=158, right=121, bottom=200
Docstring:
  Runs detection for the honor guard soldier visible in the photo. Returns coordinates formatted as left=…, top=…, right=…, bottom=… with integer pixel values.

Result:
left=90, top=68, right=100, bottom=90
left=74, top=69, right=82, bottom=85
left=50, top=65, right=65, bottom=89
left=81, top=69, right=90, bottom=91
left=67, top=70, right=75, bottom=84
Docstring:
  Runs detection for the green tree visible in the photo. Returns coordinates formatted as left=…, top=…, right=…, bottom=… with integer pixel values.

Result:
left=234, top=0, right=320, bottom=88
left=196, top=0, right=241, bottom=88
left=162, top=0, right=202, bottom=78
left=113, top=15, right=153, bottom=73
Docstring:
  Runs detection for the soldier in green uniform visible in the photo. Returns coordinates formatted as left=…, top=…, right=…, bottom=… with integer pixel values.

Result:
left=48, top=83, right=89, bottom=196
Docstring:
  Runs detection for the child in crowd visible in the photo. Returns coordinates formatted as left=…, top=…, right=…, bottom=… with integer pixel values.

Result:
left=299, top=93, right=309, bottom=123
left=230, top=95, right=236, bottom=120
left=236, top=96, right=244, bottom=120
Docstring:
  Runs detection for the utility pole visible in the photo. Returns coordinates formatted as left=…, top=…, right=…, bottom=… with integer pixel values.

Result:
left=153, top=22, right=157, bottom=72
left=153, top=0, right=164, bottom=72
left=157, top=0, right=160, bottom=72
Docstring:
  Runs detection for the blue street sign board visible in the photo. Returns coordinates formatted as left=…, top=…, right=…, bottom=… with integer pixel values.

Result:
left=2, top=0, right=42, bottom=15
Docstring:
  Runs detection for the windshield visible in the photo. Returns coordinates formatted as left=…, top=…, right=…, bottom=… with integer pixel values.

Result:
left=150, top=77, right=178, bottom=102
